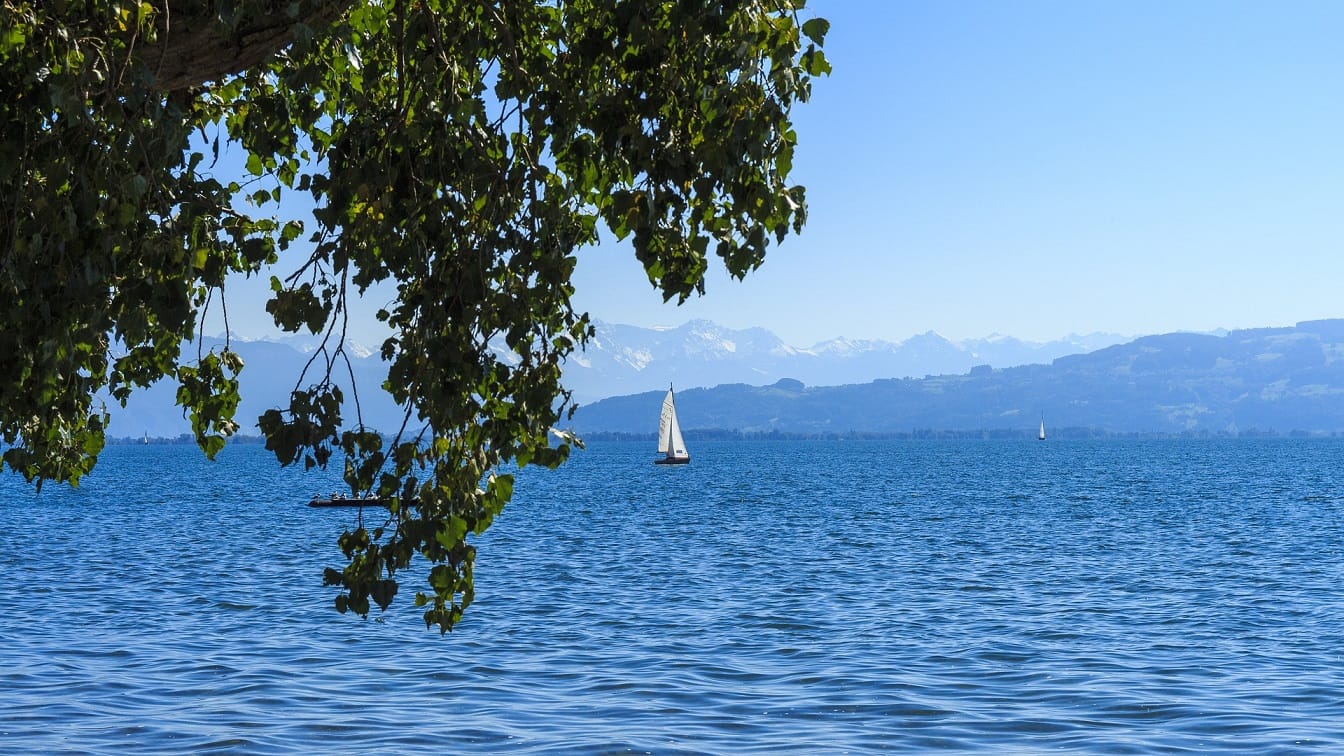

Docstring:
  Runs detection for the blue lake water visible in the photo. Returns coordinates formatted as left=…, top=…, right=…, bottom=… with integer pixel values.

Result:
left=3, top=438, right=1344, bottom=753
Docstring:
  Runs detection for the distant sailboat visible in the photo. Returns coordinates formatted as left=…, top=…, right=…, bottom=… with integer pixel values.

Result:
left=655, top=385, right=691, bottom=465
left=1038, top=417, right=1047, bottom=441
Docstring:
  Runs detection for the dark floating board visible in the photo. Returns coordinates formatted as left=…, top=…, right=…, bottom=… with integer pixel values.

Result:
left=307, top=497, right=418, bottom=508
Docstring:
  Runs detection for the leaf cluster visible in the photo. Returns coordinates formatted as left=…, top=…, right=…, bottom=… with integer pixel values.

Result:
left=0, top=0, right=827, bottom=630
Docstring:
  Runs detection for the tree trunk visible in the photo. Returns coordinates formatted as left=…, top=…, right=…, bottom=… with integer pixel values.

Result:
left=142, top=0, right=355, bottom=92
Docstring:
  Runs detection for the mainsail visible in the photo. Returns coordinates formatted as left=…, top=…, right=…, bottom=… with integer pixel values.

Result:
left=657, top=387, right=690, bottom=463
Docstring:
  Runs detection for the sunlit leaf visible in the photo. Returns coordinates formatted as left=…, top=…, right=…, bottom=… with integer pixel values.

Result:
left=0, top=0, right=825, bottom=633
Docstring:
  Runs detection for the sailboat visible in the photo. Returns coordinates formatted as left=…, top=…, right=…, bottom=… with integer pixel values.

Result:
left=1038, top=416, right=1046, bottom=441
left=655, top=385, right=690, bottom=465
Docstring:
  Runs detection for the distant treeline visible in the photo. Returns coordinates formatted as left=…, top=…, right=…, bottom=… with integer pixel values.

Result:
left=580, top=427, right=1341, bottom=442
left=105, top=427, right=1344, bottom=448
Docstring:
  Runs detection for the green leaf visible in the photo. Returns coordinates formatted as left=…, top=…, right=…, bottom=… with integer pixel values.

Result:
left=802, top=18, right=830, bottom=46
left=0, top=0, right=820, bottom=634
left=801, top=49, right=832, bottom=77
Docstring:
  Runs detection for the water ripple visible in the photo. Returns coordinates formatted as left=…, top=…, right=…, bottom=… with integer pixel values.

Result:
left=4, top=439, right=1344, bottom=752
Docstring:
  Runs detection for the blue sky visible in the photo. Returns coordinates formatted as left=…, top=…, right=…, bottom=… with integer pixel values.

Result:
left=571, top=1, right=1344, bottom=345
left=224, top=1, right=1344, bottom=347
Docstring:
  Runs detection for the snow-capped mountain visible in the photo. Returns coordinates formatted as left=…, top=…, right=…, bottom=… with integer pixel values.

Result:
left=221, top=331, right=379, bottom=359
left=561, top=319, right=1126, bottom=402
left=573, top=319, right=1344, bottom=436
left=107, top=321, right=1125, bottom=437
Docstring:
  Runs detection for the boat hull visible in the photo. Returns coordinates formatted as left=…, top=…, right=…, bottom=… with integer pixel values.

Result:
left=307, top=497, right=417, bottom=508
left=654, top=457, right=690, bottom=465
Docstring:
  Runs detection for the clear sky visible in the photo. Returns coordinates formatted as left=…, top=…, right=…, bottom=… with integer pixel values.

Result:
left=223, top=1, right=1344, bottom=348
left=569, top=1, right=1344, bottom=345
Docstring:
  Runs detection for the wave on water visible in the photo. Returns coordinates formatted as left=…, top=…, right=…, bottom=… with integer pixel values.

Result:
left=3, top=439, right=1343, bottom=752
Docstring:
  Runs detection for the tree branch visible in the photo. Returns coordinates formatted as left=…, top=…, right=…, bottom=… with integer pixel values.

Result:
left=142, top=0, right=355, bottom=92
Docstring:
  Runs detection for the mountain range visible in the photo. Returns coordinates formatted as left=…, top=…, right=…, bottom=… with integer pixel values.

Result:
left=572, top=319, right=1344, bottom=437
left=107, top=321, right=1122, bottom=438
left=109, top=337, right=405, bottom=440
left=556, top=319, right=1125, bottom=401
left=108, top=319, right=1344, bottom=439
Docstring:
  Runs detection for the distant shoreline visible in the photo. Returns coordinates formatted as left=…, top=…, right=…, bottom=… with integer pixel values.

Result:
left=104, top=427, right=1344, bottom=447
left=576, top=428, right=1340, bottom=442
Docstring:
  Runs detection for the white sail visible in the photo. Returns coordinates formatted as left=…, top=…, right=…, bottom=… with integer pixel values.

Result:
left=657, top=387, right=690, bottom=462
left=668, top=401, right=687, bottom=457
left=1039, top=418, right=1046, bottom=441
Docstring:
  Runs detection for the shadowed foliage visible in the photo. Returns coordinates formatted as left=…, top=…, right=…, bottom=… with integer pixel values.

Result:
left=0, top=0, right=827, bottom=630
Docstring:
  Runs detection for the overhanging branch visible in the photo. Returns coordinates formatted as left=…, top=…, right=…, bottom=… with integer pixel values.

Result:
left=142, top=0, right=355, bottom=91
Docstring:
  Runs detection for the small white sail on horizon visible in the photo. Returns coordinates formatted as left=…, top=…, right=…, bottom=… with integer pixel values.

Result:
left=1038, top=417, right=1046, bottom=441
left=656, top=386, right=690, bottom=465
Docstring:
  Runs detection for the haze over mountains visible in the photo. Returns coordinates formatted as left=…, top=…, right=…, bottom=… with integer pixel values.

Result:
left=574, top=319, right=1344, bottom=437
left=105, top=319, right=1344, bottom=439
left=560, top=320, right=1125, bottom=402
left=108, top=321, right=1121, bottom=438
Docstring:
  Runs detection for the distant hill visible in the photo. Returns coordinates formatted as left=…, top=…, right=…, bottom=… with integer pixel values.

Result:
left=106, top=320, right=1122, bottom=438
left=571, top=320, right=1344, bottom=436
left=106, top=337, right=406, bottom=439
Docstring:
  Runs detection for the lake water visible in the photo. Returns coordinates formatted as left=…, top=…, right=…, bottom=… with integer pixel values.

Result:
left=3, top=439, right=1344, bottom=753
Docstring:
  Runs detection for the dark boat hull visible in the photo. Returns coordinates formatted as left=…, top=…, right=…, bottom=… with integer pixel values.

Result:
left=654, top=457, right=690, bottom=465
left=307, top=497, right=417, bottom=508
